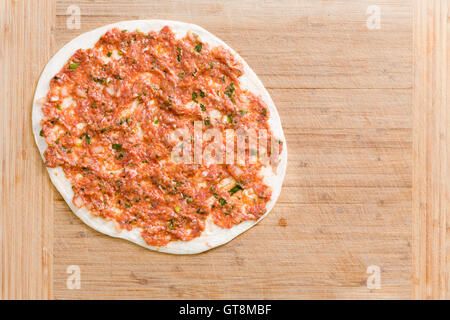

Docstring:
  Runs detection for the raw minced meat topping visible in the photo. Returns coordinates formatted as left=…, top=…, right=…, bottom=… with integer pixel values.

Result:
left=40, top=27, right=282, bottom=246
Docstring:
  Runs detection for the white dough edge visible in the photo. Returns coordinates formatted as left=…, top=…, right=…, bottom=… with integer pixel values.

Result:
left=32, top=20, right=288, bottom=254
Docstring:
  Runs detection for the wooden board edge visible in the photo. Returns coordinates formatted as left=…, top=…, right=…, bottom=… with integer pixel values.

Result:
left=0, top=0, right=56, bottom=300
left=412, top=0, right=449, bottom=299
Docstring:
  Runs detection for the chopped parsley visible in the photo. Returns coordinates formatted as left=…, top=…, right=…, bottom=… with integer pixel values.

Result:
left=194, top=42, right=202, bottom=53
left=224, top=83, right=235, bottom=98
left=69, top=62, right=80, bottom=70
left=176, top=47, right=182, bottom=61
left=262, top=108, right=267, bottom=116
left=106, top=52, right=112, bottom=57
left=112, top=143, right=122, bottom=150
left=93, top=77, right=107, bottom=84
left=200, top=103, right=206, bottom=111
left=210, top=62, right=214, bottom=69
left=227, top=114, right=233, bottom=123
left=218, top=198, right=227, bottom=206
left=192, top=91, right=198, bottom=103
left=229, top=184, right=243, bottom=195
left=80, top=132, right=91, bottom=145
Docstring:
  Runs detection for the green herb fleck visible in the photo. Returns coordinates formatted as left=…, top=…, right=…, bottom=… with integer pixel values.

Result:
left=174, top=205, right=180, bottom=213
left=229, top=184, right=243, bottom=195
left=80, top=132, right=91, bottom=145
left=192, top=91, right=198, bottom=103
left=194, top=42, right=202, bottom=53
left=93, top=77, right=107, bottom=84
left=224, top=83, right=235, bottom=98
left=112, top=143, right=122, bottom=150
left=106, top=52, right=112, bottom=57
left=210, top=62, right=214, bottom=69
left=200, top=103, right=206, bottom=111
left=218, top=198, right=227, bottom=206
left=227, top=114, right=233, bottom=123
left=69, top=62, right=80, bottom=70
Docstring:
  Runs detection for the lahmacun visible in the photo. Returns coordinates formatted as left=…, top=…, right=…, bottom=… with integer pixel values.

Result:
left=33, top=20, right=287, bottom=254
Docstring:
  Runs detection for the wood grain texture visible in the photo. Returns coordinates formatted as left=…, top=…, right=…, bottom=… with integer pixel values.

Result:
left=0, top=0, right=55, bottom=299
left=5, top=0, right=449, bottom=300
left=51, top=0, right=412, bottom=299
left=412, top=0, right=449, bottom=300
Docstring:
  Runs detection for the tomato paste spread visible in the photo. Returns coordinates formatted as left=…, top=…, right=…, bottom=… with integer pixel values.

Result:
left=41, top=27, right=282, bottom=246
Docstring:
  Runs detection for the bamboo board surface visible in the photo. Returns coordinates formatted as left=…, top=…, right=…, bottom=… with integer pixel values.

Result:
left=0, top=0, right=448, bottom=299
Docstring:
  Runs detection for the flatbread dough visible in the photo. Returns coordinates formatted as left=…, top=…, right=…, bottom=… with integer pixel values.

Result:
left=32, top=20, right=287, bottom=254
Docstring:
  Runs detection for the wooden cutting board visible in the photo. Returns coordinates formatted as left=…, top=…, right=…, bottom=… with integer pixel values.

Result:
left=1, top=0, right=448, bottom=299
